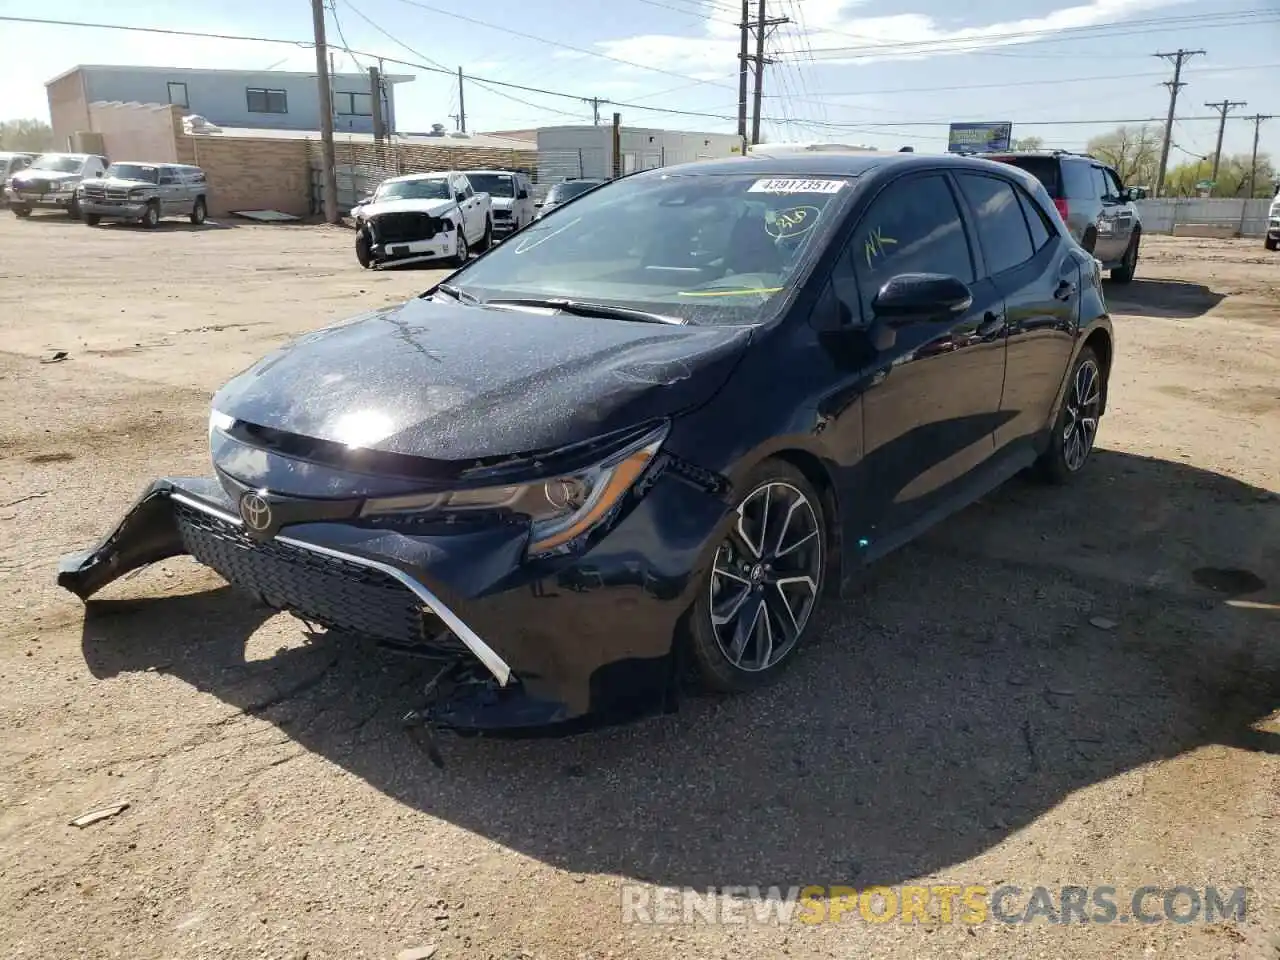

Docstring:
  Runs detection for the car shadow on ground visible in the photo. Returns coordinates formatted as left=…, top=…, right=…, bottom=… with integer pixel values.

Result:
left=9, top=215, right=237, bottom=231
left=79, top=449, right=1279, bottom=890
left=1103, top=277, right=1227, bottom=318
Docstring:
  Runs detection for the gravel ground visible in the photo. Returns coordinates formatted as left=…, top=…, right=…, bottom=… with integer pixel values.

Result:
left=0, top=215, right=1277, bottom=960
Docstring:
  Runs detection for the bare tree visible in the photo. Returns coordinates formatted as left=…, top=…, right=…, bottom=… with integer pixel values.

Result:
left=1085, top=124, right=1162, bottom=186
left=0, top=119, right=55, bottom=152
left=1012, top=136, right=1044, bottom=151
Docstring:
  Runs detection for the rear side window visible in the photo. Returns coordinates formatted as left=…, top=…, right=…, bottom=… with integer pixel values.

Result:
left=955, top=173, right=1035, bottom=276
left=1061, top=161, right=1097, bottom=200
left=1016, top=187, right=1055, bottom=251
left=989, top=155, right=1061, bottom=198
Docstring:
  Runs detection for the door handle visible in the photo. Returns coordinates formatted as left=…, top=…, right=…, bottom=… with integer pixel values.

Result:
left=1054, top=280, right=1077, bottom=301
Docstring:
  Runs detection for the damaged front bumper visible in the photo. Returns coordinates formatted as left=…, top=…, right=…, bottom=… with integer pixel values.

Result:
left=58, top=467, right=730, bottom=732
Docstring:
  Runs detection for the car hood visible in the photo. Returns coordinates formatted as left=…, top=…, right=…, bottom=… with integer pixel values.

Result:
left=88, top=177, right=156, bottom=190
left=360, top=197, right=456, bottom=219
left=12, top=170, right=80, bottom=185
left=212, top=297, right=752, bottom=463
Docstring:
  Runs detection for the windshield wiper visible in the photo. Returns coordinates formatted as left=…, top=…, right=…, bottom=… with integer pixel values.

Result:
left=484, top=297, right=685, bottom=325
left=431, top=283, right=479, bottom=304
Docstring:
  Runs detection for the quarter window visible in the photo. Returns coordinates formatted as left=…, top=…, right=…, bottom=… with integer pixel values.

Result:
left=956, top=174, right=1035, bottom=276
left=1016, top=186, right=1055, bottom=251
left=167, top=82, right=189, bottom=108
left=851, top=174, right=974, bottom=316
left=1091, top=166, right=1112, bottom=201
left=246, top=88, right=288, bottom=114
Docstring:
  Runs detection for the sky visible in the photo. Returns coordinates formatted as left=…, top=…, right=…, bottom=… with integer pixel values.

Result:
left=1, top=0, right=1277, bottom=161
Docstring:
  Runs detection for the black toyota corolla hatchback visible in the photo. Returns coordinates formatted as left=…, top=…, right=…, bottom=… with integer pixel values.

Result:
left=59, top=151, right=1113, bottom=732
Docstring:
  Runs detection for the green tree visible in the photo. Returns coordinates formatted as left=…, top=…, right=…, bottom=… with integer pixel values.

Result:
left=0, top=119, right=55, bottom=152
left=1012, top=136, right=1044, bottom=151
left=1085, top=124, right=1161, bottom=187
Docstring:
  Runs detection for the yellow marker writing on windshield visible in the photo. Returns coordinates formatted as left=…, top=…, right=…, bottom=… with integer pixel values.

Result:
left=864, top=226, right=897, bottom=268
left=678, top=287, right=785, bottom=297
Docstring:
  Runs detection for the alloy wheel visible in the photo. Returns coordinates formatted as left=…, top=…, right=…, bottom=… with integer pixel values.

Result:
left=1062, top=358, right=1102, bottom=472
left=709, top=481, right=822, bottom=673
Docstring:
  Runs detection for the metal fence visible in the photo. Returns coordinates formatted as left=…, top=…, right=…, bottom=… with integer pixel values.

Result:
left=1134, top=198, right=1272, bottom=237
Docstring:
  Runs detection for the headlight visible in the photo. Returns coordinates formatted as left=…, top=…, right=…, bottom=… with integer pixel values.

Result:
left=209, top=409, right=235, bottom=435
left=361, top=423, right=669, bottom=555
left=129, top=188, right=149, bottom=199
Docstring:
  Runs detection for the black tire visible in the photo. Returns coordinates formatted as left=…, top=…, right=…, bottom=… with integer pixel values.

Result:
left=1035, top=345, right=1105, bottom=484
left=1266, top=236, right=1279, bottom=252
left=1080, top=227, right=1098, bottom=255
left=140, top=201, right=160, bottom=229
left=12, top=206, right=31, bottom=218
left=190, top=196, right=207, bottom=225
left=1110, top=229, right=1140, bottom=283
left=67, top=196, right=81, bottom=220
left=83, top=214, right=101, bottom=226
left=476, top=218, right=493, bottom=252
left=686, top=459, right=829, bottom=693
left=449, top=229, right=469, bottom=268
left=355, top=227, right=373, bottom=269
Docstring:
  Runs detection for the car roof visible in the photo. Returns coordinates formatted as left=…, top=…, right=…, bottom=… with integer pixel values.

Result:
left=385, top=172, right=452, bottom=183
left=632, top=150, right=1056, bottom=183
left=35, top=152, right=92, bottom=160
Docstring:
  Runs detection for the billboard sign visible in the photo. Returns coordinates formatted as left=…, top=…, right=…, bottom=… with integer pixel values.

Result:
left=947, top=122, right=1013, bottom=154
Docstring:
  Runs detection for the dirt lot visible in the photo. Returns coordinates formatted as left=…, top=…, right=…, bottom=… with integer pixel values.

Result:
left=0, top=213, right=1277, bottom=960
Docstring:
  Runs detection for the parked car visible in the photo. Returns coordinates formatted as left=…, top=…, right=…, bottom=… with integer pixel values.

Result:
left=987, top=150, right=1143, bottom=282
left=353, top=172, right=493, bottom=269
left=535, top=177, right=607, bottom=219
left=1265, top=188, right=1279, bottom=251
left=79, top=162, right=210, bottom=228
left=58, top=152, right=1113, bottom=734
left=0, top=151, right=39, bottom=207
left=459, top=169, right=535, bottom=239
left=6, top=152, right=108, bottom=219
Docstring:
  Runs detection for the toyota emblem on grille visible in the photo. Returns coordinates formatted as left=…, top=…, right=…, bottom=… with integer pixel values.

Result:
left=239, top=493, right=273, bottom=533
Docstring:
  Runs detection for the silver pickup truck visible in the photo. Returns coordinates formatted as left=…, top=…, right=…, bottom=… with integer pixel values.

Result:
left=6, top=152, right=107, bottom=219
left=79, top=162, right=210, bottom=228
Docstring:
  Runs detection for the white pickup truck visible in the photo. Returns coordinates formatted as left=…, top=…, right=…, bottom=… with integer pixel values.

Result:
left=353, top=171, right=493, bottom=269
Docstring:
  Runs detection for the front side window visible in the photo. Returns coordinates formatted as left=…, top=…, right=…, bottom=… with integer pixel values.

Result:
left=955, top=173, right=1035, bottom=276
left=246, top=88, right=288, bottom=114
left=374, top=179, right=451, bottom=201
left=106, top=163, right=160, bottom=183
left=545, top=180, right=603, bottom=204
left=1091, top=166, right=1112, bottom=201
left=1103, top=168, right=1125, bottom=198
left=448, top=172, right=856, bottom=325
left=167, top=82, right=189, bottom=108
left=850, top=174, right=974, bottom=316
left=158, top=169, right=178, bottom=185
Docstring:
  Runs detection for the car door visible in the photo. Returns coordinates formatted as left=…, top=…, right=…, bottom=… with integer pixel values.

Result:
left=1102, top=166, right=1135, bottom=255
left=837, top=171, right=1008, bottom=541
left=157, top=167, right=181, bottom=214
left=1089, top=164, right=1123, bottom=262
left=954, top=171, right=1080, bottom=455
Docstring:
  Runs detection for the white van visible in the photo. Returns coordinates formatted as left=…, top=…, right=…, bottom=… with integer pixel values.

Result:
left=459, top=169, right=535, bottom=238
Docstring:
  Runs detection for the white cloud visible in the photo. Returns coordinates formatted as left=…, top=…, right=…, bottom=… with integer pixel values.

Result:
left=596, top=0, right=1192, bottom=77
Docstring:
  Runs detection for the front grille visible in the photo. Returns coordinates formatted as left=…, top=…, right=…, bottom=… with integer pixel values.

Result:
left=107, top=188, right=133, bottom=201
left=370, top=212, right=447, bottom=244
left=174, top=502, right=467, bottom=654
left=492, top=209, right=511, bottom=220
left=13, top=179, right=47, bottom=194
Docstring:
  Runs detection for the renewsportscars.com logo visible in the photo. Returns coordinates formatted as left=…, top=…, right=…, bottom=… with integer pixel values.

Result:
left=620, top=884, right=1249, bottom=926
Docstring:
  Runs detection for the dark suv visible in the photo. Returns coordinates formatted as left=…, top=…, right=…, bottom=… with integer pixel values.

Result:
left=988, top=151, right=1143, bottom=283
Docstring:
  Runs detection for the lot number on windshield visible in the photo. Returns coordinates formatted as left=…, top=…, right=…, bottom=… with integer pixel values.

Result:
left=748, top=178, right=845, bottom=194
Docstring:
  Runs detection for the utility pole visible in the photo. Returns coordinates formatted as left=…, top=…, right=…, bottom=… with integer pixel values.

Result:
left=456, top=67, right=466, bottom=133
left=369, top=65, right=386, bottom=141
left=611, top=112, right=622, bottom=179
left=589, top=98, right=601, bottom=125
left=737, top=0, right=750, bottom=144
left=311, top=0, right=339, bottom=223
left=1243, top=113, right=1274, bottom=197
left=1204, top=98, right=1246, bottom=186
left=748, top=0, right=789, bottom=145
left=1153, top=48, right=1204, bottom=198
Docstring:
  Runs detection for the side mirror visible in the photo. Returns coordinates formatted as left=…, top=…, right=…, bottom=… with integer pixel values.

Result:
left=872, top=273, right=972, bottom=325
left=1128, top=187, right=1147, bottom=201
left=533, top=201, right=544, bottom=209
left=95, top=171, right=103, bottom=177
left=455, top=192, right=466, bottom=203
left=517, top=189, right=529, bottom=200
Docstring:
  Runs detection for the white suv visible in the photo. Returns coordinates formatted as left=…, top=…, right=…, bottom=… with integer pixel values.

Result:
left=1265, top=187, right=1279, bottom=252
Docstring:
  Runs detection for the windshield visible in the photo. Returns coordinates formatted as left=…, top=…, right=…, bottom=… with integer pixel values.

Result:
left=447, top=172, right=853, bottom=325
left=375, top=179, right=451, bottom=202
left=546, top=180, right=603, bottom=204
left=107, top=163, right=160, bottom=183
left=466, top=173, right=515, bottom=198
left=30, top=155, right=85, bottom=173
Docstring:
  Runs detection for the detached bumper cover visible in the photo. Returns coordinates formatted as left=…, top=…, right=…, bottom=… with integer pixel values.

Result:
left=57, top=467, right=731, bottom=727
